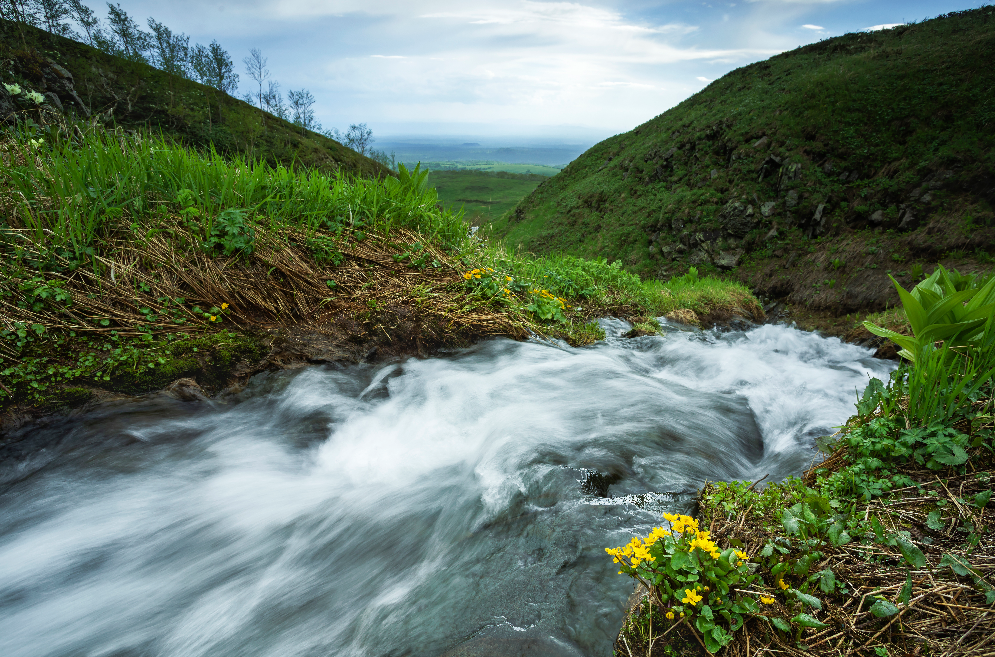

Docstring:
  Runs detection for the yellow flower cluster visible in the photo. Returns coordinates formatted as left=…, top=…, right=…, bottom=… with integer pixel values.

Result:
left=778, top=579, right=790, bottom=590
left=734, top=550, right=748, bottom=567
left=663, top=513, right=698, bottom=534
left=760, top=596, right=775, bottom=605
left=663, top=513, right=720, bottom=560
left=462, top=267, right=494, bottom=280
left=529, top=288, right=567, bottom=309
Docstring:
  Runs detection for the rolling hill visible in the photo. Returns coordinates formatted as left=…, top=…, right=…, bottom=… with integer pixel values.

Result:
left=499, top=7, right=995, bottom=316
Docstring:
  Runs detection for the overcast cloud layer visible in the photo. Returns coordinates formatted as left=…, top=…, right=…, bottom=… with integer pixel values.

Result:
left=80, top=0, right=984, bottom=139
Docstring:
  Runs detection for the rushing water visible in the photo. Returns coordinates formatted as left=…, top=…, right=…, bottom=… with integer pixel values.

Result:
left=0, top=321, right=894, bottom=657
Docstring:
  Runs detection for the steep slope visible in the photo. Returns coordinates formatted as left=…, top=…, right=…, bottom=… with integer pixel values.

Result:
left=500, top=7, right=995, bottom=315
left=0, top=20, right=389, bottom=178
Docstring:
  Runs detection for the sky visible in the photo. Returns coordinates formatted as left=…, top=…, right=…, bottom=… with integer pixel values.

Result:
left=79, top=0, right=989, bottom=141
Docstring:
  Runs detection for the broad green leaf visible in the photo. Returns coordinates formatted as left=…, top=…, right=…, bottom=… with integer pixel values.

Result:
left=818, top=569, right=836, bottom=594
left=791, top=613, right=829, bottom=629
left=793, top=590, right=822, bottom=610
left=926, top=510, right=945, bottom=531
left=975, top=490, right=992, bottom=509
left=940, top=553, right=972, bottom=576
left=895, top=536, right=926, bottom=568
left=671, top=550, right=689, bottom=570
left=899, top=574, right=913, bottom=605
left=771, top=617, right=792, bottom=633
left=870, top=599, right=899, bottom=617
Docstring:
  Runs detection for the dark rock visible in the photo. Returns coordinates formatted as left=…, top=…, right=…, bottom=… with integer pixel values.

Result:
left=764, top=225, right=779, bottom=241
left=873, top=342, right=900, bottom=360
left=761, top=201, right=776, bottom=217
left=785, top=189, right=799, bottom=208
left=715, top=249, right=744, bottom=270
left=581, top=470, right=621, bottom=497
left=753, top=136, right=769, bottom=149
left=42, top=59, right=88, bottom=116
left=899, top=208, right=918, bottom=231
left=869, top=210, right=884, bottom=224
left=164, top=378, right=208, bottom=402
left=720, top=200, right=758, bottom=237
left=711, top=168, right=719, bottom=179
left=43, top=92, right=63, bottom=111
left=0, top=84, right=14, bottom=124
left=807, top=203, right=827, bottom=237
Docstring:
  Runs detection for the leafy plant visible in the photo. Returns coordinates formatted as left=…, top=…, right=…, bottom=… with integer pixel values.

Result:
left=202, top=208, right=255, bottom=257
left=607, top=513, right=760, bottom=653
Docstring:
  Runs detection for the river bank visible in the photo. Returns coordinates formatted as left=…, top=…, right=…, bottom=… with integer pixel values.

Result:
left=609, top=267, right=995, bottom=657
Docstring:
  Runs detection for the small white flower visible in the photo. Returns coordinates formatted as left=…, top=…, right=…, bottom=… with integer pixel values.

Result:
left=28, top=138, right=44, bottom=149
left=26, top=90, right=45, bottom=104
left=3, top=83, right=21, bottom=95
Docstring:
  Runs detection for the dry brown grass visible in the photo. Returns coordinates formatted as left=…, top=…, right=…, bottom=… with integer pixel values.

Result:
left=0, top=220, right=529, bottom=361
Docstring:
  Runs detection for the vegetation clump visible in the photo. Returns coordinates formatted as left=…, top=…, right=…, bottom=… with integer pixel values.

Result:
left=612, top=267, right=995, bottom=656
left=0, top=117, right=759, bottom=420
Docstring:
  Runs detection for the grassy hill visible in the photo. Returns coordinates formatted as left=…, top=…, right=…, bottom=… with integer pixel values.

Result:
left=501, top=7, right=995, bottom=316
left=431, top=170, right=548, bottom=225
left=0, top=20, right=389, bottom=178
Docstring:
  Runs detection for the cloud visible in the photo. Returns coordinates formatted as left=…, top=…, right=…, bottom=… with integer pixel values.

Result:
left=801, top=24, right=824, bottom=30
left=371, top=55, right=406, bottom=59
left=863, top=23, right=904, bottom=32
left=696, top=76, right=714, bottom=82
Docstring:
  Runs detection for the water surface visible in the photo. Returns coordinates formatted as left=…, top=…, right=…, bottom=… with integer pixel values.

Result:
left=0, top=322, right=893, bottom=656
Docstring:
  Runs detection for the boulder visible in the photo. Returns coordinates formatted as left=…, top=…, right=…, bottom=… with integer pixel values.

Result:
left=753, top=136, right=769, bottom=149
left=869, top=210, right=884, bottom=224
left=43, top=92, right=63, bottom=111
left=898, top=208, right=918, bottom=231
left=806, top=203, right=827, bottom=237
left=785, top=189, right=799, bottom=208
left=760, top=201, right=777, bottom=217
left=714, top=249, right=744, bottom=270
left=720, top=200, right=758, bottom=237
left=42, top=59, right=88, bottom=116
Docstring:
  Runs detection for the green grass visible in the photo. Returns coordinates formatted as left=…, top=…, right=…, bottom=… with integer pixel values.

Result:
left=3, top=123, right=464, bottom=258
left=413, top=161, right=563, bottom=176
left=503, top=7, right=995, bottom=297
left=431, top=170, right=548, bottom=225
left=0, top=122, right=760, bottom=414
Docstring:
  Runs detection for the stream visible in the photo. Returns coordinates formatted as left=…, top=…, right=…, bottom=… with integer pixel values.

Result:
left=0, top=321, right=894, bottom=657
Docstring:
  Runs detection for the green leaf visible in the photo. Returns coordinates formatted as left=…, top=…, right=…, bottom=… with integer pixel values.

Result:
left=827, top=523, right=851, bottom=546
left=791, top=613, right=829, bottom=629
left=899, top=574, right=913, bottom=605
left=975, top=490, right=992, bottom=509
left=870, top=599, right=899, bottom=617
left=771, top=617, right=792, bottom=633
left=793, top=590, right=822, bottom=610
left=760, top=543, right=774, bottom=557
left=817, top=569, right=836, bottom=594
left=940, top=553, right=972, bottom=577
left=926, top=510, right=945, bottom=531
left=895, top=537, right=926, bottom=568
left=671, top=550, right=689, bottom=570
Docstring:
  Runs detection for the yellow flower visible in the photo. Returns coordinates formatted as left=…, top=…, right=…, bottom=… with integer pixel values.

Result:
left=209, top=315, right=217, bottom=321
left=680, top=612, right=685, bottom=618
left=506, top=275, right=512, bottom=281
left=665, top=611, right=674, bottom=620
left=760, top=596, right=775, bottom=605
left=504, top=288, right=511, bottom=294
left=778, top=579, right=789, bottom=590
left=703, top=586, right=710, bottom=593
left=464, top=272, right=472, bottom=280
left=735, top=550, right=748, bottom=561
left=221, top=303, right=229, bottom=310
left=681, top=588, right=702, bottom=606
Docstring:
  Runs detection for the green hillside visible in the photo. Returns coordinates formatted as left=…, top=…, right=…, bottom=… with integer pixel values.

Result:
left=503, top=7, right=995, bottom=315
left=431, top=170, right=548, bottom=225
left=0, top=20, right=389, bottom=178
